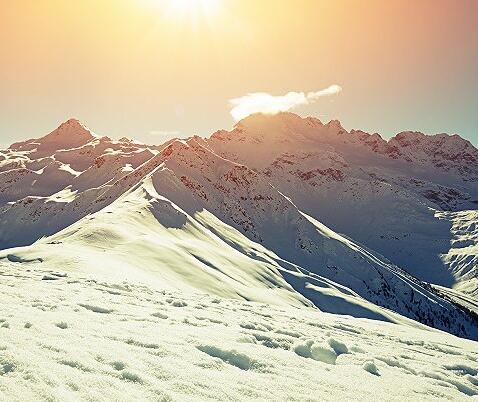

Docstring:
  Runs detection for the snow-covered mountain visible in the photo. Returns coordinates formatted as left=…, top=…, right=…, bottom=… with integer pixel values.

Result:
left=1, top=117, right=478, bottom=342
left=203, top=112, right=478, bottom=293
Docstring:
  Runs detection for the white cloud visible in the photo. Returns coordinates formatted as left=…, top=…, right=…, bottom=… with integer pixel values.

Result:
left=306, top=85, right=343, bottom=100
left=229, top=84, right=342, bottom=121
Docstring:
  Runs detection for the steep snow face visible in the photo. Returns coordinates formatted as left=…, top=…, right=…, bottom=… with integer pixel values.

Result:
left=205, top=112, right=478, bottom=293
left=437, top=210, right=478, bottom=297
left=1, top=259, right=477, bottom=401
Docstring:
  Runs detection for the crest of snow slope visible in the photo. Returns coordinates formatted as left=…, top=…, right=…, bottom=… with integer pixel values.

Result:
left=204, top=112, right=478, bottom=293
left=0, top=259, right=478, bottom=401
left=1, top=119, right=477, bottom=339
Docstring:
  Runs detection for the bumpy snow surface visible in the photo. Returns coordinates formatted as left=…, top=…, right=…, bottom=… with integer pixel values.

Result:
left=1, top=260, right=477, bottom=401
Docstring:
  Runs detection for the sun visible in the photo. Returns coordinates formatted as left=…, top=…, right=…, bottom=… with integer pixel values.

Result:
left=167, top=0, right=220, bottom=18
left=142, top=0, right=223, bottom=25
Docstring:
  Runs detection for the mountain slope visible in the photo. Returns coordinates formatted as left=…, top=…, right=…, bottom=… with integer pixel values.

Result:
left=0, top=172, right=408, bottom=323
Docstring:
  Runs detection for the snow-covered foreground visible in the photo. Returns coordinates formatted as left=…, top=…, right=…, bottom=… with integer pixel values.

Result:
left=1, top=261, right=477, bottom=401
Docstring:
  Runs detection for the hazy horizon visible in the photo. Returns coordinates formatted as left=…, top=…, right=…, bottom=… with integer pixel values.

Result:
left=4, top=110, right=478, bottom=150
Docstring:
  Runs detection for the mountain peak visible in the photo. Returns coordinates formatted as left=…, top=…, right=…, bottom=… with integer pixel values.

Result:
left=227, top=112, right=351, bottom=148
left=62, top=117, right=82, bottom=125
left=40, top=118, right=95, bottom=148
left=8, top=118, right=96, bottom=153
left=52, top=118, right=91, bottom=135
left=235, top=112, right=306, bottom=128
left=234, top=113, right=349, bottom=136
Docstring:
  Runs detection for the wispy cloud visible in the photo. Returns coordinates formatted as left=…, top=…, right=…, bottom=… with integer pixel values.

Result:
left=229, top=85, right=342, bottom=121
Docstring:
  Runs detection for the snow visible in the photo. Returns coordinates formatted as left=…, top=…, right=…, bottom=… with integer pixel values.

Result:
left=293, top=339, right=338, bottom=364
left=437, top=210, right=478, bottom=297
left=0, top=259, right=477, bottom=401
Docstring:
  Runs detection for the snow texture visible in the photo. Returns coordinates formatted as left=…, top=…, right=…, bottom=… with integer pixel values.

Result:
left=0, top=260, right=477, bottom=401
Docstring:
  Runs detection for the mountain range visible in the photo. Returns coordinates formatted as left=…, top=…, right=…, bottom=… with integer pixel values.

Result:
left=1, top=113, right=477, bottom=341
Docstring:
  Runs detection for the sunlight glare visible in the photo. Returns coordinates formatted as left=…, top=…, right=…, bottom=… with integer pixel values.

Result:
left=167, top=0, right=220, bottom=18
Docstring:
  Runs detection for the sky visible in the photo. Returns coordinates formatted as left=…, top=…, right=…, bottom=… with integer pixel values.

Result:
left=1, top=0, right=477, bottom=147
